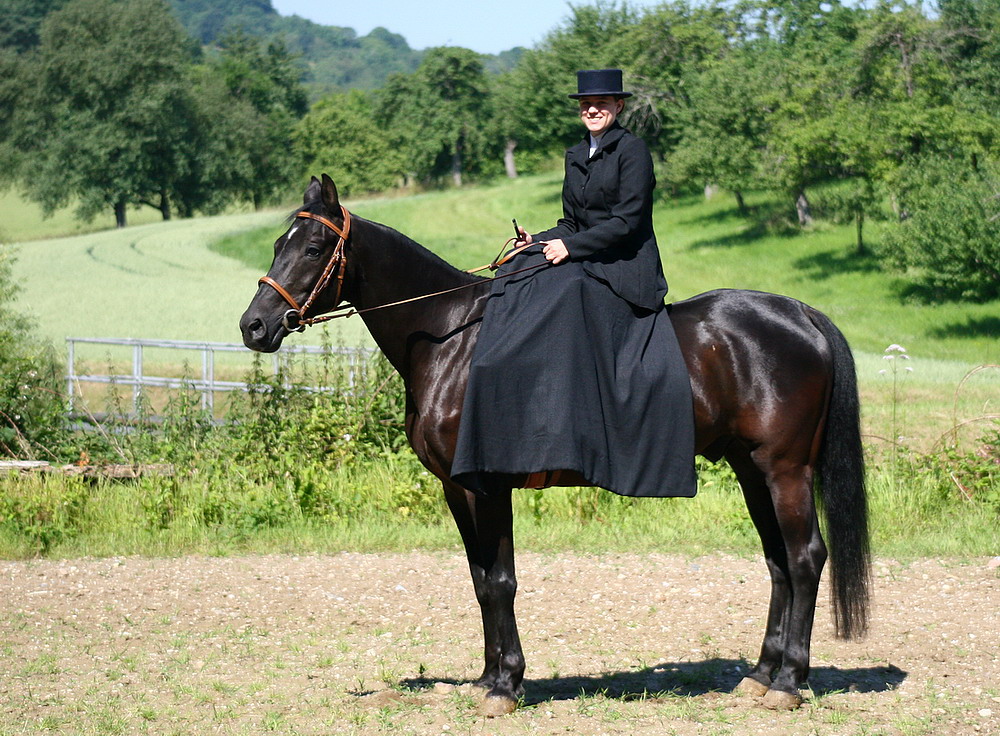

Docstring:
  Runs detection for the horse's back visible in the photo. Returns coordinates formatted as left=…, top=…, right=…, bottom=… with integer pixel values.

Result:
left=670, top=289, right=836, bottom=458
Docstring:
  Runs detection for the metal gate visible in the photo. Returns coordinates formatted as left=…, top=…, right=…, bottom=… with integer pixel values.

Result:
left=65, top=337, right=375, bottom=415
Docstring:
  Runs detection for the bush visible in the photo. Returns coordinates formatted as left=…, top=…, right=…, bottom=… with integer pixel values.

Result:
left=0, top=246, right=67, bottom=458
left=881, top=156, right=1000, bottom=301
left=0, top=475, right=89, bottom=553
left=931, top=426, right=1000, bottom=514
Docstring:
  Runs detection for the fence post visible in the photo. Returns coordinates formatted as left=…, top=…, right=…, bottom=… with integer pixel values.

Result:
left=132, top=342, right=143, bottom=415
left=66, top=339, right=76, bottom=413
left=205, top=346, right=215, bottom=415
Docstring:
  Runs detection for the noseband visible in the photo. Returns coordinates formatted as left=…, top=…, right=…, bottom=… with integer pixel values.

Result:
left=258, top=206, right=351, bottom=332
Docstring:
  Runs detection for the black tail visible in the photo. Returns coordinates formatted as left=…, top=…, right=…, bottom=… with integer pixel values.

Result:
left=810, top=309, right=871, bottom=639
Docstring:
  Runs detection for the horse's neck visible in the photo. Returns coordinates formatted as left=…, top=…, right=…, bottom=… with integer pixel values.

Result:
left=353, top=219, right=483, bottom=373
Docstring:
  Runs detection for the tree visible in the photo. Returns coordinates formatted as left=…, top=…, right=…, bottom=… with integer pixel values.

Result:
left=208, top=32, right=308, bottom=209
left=670, top=48, right=769, bottom=211
left=9, top=0, right=196, bottom=226
left=611, top=1, right=737, bottom=162
left=294, top=90, right=404, bottom=195
left=751, top=1, right=863, bottom=225
left=881, top=155, right=1000, bottom=300
left=0, top=0, right=69, bottom=52
left=377, top=47, right=493, bottom=186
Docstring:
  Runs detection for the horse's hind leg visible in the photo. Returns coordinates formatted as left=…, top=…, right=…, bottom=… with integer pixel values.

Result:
left=442, top=479, right=523, bottom=716
left=727, top=451, right=789, bottom=695
left=727, top=449, right=827, bottom=709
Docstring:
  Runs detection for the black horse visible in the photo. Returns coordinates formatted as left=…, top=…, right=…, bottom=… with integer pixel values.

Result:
left=240, top=175, right=870, bottom=715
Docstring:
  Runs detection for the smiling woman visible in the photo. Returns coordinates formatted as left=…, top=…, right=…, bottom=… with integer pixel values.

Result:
left=451, top=68, right=696, bottom=500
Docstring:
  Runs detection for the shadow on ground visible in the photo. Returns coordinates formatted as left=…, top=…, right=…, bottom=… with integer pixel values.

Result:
left=397, top=658, right=907, bottom=704
left=793, top=248, right=881, bottom=281
left=927, top=316, right=1000, bottom=341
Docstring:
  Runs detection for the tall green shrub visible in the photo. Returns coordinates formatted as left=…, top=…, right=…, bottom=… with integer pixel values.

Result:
left=0, top=247, right=65, bottom=457
left=880, top=156, right=1000, bottom=301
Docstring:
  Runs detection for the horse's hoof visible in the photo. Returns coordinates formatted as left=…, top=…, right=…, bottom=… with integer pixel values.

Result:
left=478, top=694, right=518, bottom=717
left=762, top=688, right=803, bottom=710
left=735, top=676, right=770, bottom=698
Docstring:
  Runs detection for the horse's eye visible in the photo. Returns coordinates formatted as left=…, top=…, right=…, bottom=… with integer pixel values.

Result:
left=305, top=245, right=322, bottom=259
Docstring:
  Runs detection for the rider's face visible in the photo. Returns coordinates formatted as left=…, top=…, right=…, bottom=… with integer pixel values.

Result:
left=578, top=95, right=624, bottom=137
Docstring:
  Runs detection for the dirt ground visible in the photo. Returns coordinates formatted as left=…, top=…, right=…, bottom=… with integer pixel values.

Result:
left=2, top=551, right=999, bottom=735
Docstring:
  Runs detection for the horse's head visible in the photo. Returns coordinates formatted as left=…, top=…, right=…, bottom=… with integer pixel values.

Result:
left=240, top=174, right=351, bottom=352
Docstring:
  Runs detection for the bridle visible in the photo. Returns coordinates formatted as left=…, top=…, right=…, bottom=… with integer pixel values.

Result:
left=256, top=205, right=550, bottom=332
left=257, top=207, right=351, bottom=332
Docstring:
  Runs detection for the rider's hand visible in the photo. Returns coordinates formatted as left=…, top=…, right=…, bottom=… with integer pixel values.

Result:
left=542, top=239, right=569, bottom=264
left=516, top=226, right=532, bottom=245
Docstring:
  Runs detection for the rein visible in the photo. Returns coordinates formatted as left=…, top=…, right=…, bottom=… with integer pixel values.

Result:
left=257, top=208, right=550, bottom=330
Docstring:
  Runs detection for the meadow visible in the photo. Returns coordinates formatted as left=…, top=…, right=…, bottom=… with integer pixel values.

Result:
left=0, top=175, right=996, bottom=560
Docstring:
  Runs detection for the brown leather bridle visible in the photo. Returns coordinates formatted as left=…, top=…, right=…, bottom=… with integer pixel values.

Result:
left=257, top=207, right=351, bottom=332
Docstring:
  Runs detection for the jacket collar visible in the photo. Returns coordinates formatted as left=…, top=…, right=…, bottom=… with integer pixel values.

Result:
left=569, top=122, right=627, bottom=165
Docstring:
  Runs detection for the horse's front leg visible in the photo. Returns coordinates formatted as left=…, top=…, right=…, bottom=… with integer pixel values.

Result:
left=443, top=480, right=524, bottom=716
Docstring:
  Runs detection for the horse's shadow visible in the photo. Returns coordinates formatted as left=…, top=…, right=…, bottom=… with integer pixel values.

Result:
left=399, top=658, right=907, bottom=704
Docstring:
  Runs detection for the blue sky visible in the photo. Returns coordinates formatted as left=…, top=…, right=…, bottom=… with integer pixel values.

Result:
left=269, top=0, right=663, bottom=55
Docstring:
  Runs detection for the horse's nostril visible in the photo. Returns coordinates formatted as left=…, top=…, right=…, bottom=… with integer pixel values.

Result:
left=241, top=317, right=267, bottom=345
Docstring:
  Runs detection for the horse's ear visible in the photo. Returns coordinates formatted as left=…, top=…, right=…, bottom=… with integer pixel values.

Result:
left=320, top=173, right=340, bottom=212
left=305, top=176, right=321, bottom=205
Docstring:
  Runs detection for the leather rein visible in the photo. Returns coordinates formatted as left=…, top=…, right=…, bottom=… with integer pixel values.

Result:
left=257, top=207, right=549, bottom=331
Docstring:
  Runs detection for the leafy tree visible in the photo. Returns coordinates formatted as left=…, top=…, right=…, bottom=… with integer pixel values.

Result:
left=670, top=48, right=769, bottom=210
left=751, top=1, right=862, bottom=225
left=881, top=155, right=1000, bottom=301
left=0, top=49, right=27, bottom=181
left=208, top=31, right=308, bottom=208
left=9, top=0, right=197, bottom=226
left=0, top=0, right=69, bottom=52
left=215, top=30, right=308, bottom=118
left=294, top=90, right=404, bottom=195
left=377, top=47, right=494, bottom=186
left=611, top=1, right=736, bottom=161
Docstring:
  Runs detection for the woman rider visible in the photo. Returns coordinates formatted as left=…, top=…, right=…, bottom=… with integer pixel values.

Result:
left=451, top=69, right=696, bottom=498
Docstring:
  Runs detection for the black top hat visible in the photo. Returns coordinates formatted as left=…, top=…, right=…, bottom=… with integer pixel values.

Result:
left=568, top=69, right=632, bottom=99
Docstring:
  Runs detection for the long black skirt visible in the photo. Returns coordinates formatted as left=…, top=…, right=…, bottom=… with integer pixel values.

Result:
left=450, top=248, right=697, bottom=498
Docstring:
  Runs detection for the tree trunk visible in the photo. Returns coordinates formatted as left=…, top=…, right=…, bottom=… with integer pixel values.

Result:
left=734, top=190, right=747, bottom=216
left=452, top=144, right=463, bottom=188
left=114, top=200, right=127, bottom=228
left=856, top=209, right=865, bottom=254
left=795, top=190, right=813, bottom=227
left=704, top=184, right=718, bottom=199
left=159, top=191, right=171, bottom=221
left=503, top=139, right=518, bottom=179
